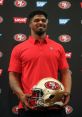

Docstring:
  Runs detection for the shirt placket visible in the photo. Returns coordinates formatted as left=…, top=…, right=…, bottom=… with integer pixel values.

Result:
left=38, top=42, right=43, bottom=52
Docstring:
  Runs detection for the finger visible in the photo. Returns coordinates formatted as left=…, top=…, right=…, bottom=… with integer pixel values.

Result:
left=26, top=94, right=32, bottom=98
left=22, top=102, right=28, bottom=110
left=63, top=96, right=70, bottom=106
left=23, top=100, right=34, bottom=110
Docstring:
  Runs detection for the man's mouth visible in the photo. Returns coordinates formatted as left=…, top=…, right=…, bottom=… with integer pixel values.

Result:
left=37, top=26, right=45, bottom=30
left=37, top=26, right=43, bottom=28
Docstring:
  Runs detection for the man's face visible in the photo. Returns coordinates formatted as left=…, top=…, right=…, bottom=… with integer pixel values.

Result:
left=29, top=15, right=48, bottom=36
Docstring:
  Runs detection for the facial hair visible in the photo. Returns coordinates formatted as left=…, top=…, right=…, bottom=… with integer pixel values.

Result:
left=35, top=28, right=46, bottom=36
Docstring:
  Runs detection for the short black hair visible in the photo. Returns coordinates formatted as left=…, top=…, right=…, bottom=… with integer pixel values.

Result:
left=28, top=10, right=48, bottom=21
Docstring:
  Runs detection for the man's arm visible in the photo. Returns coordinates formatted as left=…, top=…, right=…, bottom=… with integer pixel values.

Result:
left=9, top=72, right=24, bottom=97
left=9, top=72, right=31, bottom=109
left=60, top=68, right=72, bottom=106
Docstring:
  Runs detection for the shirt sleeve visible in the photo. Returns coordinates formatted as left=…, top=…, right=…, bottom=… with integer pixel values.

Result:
left=8, top=46, right=22, bottom=73
left=58, top=45, right=69, bottom=70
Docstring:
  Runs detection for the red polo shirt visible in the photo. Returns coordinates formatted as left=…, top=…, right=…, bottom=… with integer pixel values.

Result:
left=8, top=35, right=69, bottom=109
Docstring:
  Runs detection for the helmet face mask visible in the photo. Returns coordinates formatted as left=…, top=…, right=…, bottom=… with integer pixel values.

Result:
left=27, top=88, right=44, bottom=108
left=27, top=77, right=65, bottom=109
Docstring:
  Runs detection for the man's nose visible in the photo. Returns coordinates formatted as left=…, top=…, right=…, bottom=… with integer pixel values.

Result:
left=38, top=20, right=43, bottom=23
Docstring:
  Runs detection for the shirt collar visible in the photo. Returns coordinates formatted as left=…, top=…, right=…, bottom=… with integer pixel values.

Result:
left=28, top=35, right=50, bottom=44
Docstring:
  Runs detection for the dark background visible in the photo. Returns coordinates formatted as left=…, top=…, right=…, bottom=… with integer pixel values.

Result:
left=0, top=0, right=82, bottom=117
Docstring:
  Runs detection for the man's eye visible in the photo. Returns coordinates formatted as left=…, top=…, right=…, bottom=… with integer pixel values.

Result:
left=34, top=19, right=39, bottom=22
left=42, top=19, right=46, bottom=22
left=33, top=19, right=46, bottom=22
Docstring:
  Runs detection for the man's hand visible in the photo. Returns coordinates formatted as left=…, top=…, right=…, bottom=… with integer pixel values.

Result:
left=19, top=94, right=32, bottom=110
left=62, top=92, right=70, bottom=107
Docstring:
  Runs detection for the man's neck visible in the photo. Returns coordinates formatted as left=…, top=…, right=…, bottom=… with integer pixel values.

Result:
left=31, top=32, right=46, bottom=41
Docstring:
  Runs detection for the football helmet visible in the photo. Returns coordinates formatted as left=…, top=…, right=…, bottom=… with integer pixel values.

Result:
left=27, top=77, right=65, bottom=109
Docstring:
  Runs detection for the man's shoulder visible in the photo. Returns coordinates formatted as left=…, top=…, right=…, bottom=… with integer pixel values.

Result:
left=13, top=39, right=29, bottom=49
left=11, top=39, right=30, bottom=54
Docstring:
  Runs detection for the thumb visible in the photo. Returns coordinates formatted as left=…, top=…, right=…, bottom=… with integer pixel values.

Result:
left=26, top=93, right=32, bottom=98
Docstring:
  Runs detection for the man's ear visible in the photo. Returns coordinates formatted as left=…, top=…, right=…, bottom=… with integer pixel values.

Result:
left=46, top=19, right=48, bottom=24
left=29, top=22, right=31, bottom=28
left=28, top=20, right=31, bottom=28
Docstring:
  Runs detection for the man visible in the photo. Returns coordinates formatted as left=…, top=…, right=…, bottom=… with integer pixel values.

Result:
left=8, top=10, right=72, bottom=117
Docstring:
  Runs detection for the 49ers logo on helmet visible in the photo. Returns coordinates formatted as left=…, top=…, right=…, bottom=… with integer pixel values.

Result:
left=14, top=0, right=27, bottom=8
left=0, top=16, right=3, bottom=23
left=59, top=34, right=71, bottom=43
left=58, top=1, right=71, bottom=9
left=45, top=81, right=60, bottom=90
left=14, top=34, right=27, bottom=42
